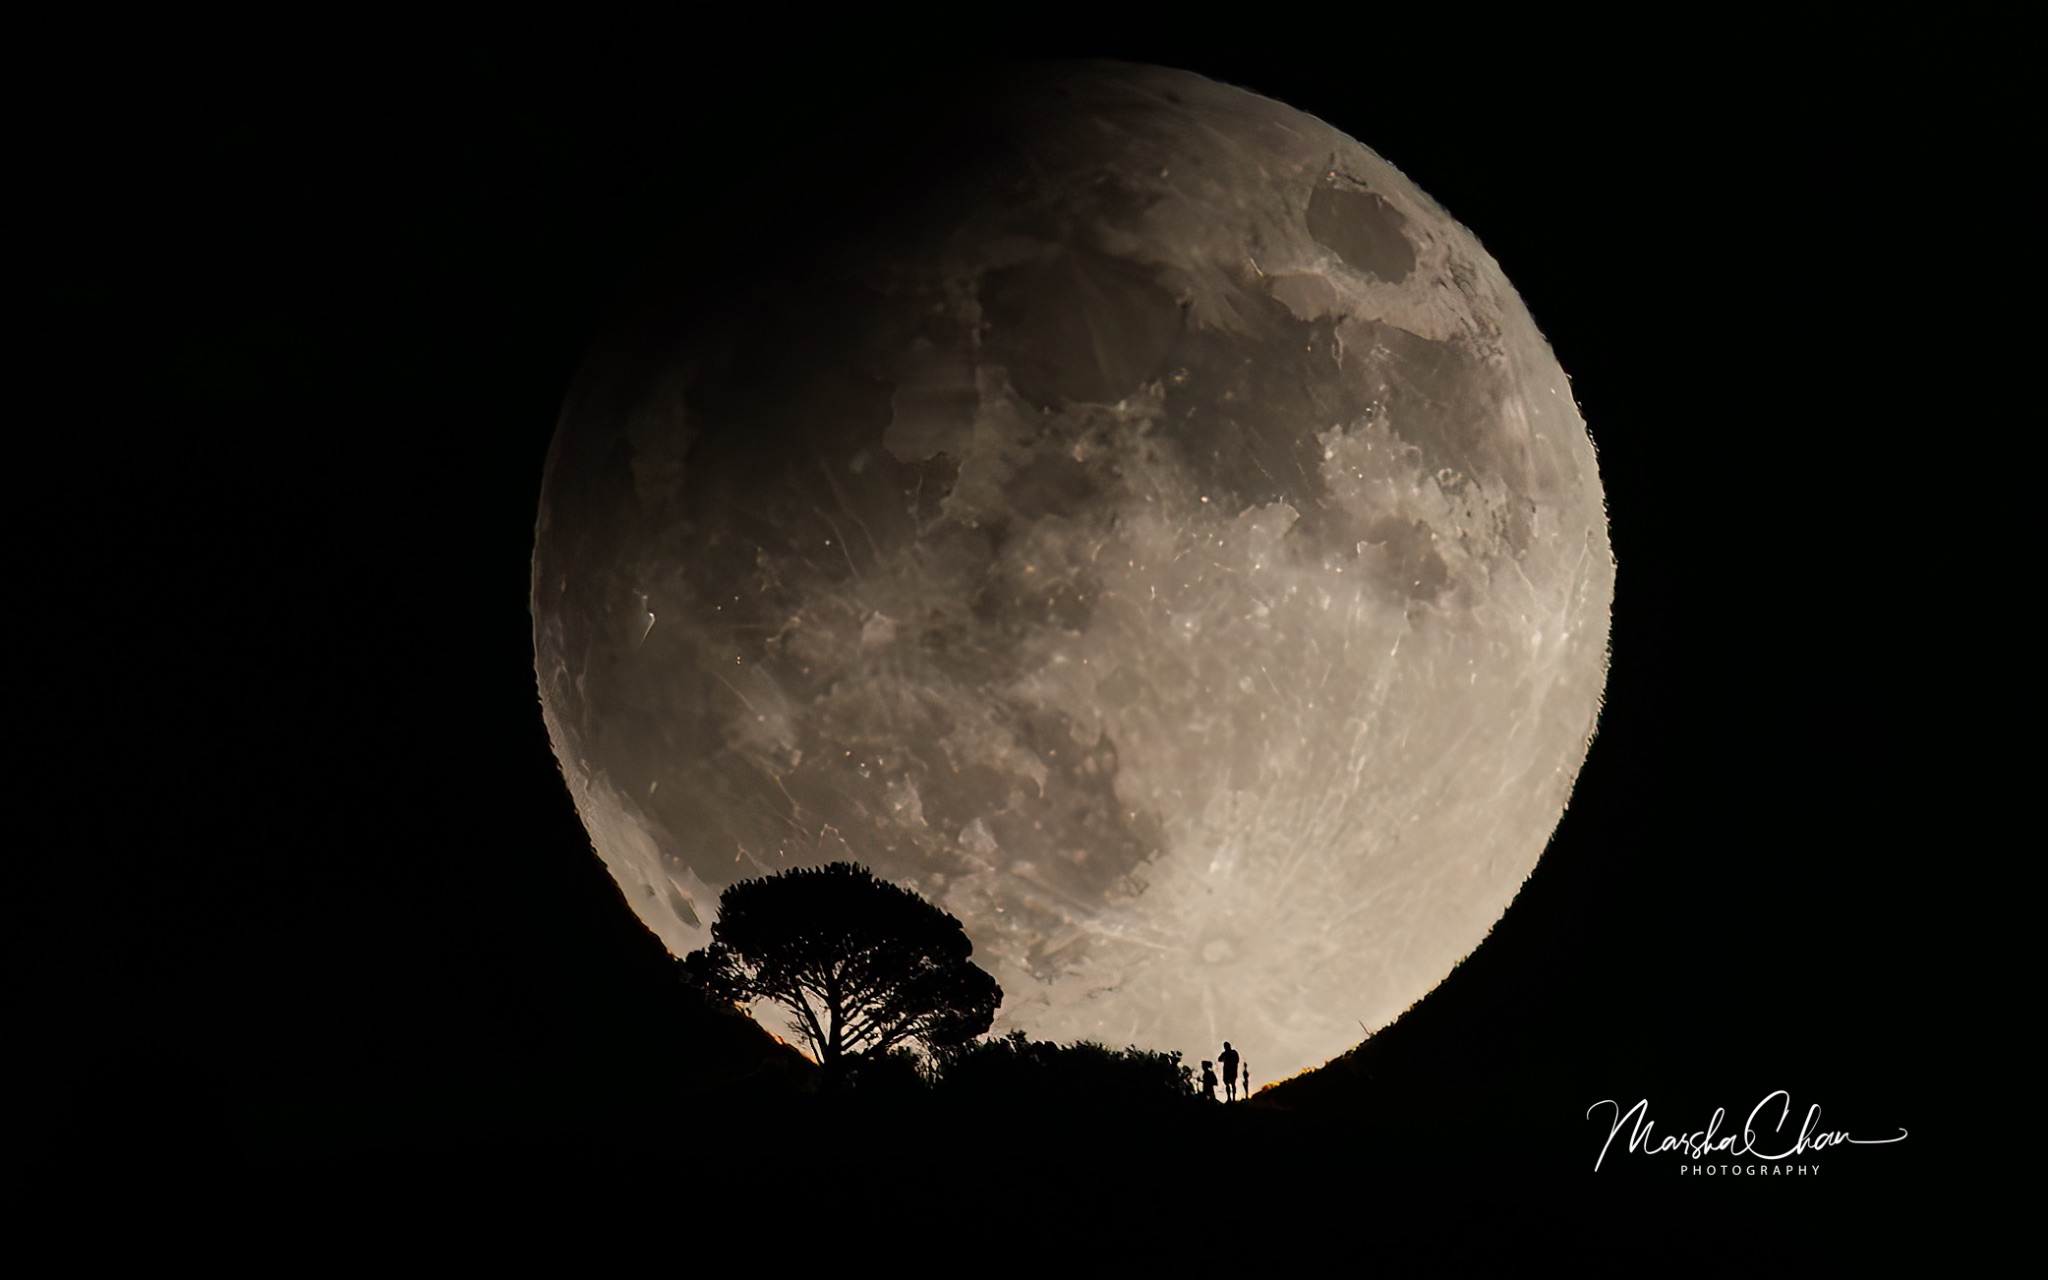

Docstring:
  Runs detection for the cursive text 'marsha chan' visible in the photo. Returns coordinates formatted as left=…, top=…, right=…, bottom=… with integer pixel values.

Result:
left=1587, top=1091, right=1908, bottom=1173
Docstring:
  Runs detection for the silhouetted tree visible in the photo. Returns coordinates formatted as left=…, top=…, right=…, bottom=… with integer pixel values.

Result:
left=684, top=862, right=1001, bottom=1086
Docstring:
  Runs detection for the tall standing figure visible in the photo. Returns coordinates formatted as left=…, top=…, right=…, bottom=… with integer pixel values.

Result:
left=1219, top=1041, right=1240, bottom=1102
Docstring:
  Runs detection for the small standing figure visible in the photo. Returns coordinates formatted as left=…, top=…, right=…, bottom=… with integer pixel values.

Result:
left=1219, top=1041, right=1241, bottom=1102
left=1200, top=1060, right=1219, bottom=1102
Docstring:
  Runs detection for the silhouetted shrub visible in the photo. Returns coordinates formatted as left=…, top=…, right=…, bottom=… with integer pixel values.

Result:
left=839, top=1046, right=933, bottom=1100
left=932, top=1030, right=1197, bottom=1110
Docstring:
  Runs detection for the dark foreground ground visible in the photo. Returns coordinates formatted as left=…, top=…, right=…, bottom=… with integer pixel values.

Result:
left=19, top=1088, right=1925, bottom=1264
left=16, top=909, right=1932, bottom=1264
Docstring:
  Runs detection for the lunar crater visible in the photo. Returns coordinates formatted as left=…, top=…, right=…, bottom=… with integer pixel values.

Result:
left=1306, top=181, right=1418, bottom=283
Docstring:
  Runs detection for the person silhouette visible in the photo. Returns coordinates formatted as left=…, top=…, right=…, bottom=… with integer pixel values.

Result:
left=1200, top=1060, right=1218, bottom=1102
left=1219, top=1041, right=1240, bottom=1102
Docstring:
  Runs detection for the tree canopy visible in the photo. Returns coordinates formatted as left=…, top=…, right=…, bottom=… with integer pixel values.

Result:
left=684, top=863, right=1001, bottom=1082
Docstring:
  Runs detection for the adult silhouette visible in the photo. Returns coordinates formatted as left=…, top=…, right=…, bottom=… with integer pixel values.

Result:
left=1218, top=1041, right=1240, bottom=1101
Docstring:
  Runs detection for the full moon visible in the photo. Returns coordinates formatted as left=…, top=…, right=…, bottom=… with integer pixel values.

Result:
left=532, top=62, right=1611, bottom=1081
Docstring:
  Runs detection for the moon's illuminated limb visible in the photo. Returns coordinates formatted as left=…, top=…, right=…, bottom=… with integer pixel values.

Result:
left=533, top=62, right=1611, bottom=1081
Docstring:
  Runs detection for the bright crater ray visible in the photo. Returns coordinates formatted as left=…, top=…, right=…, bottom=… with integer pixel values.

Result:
left=532, top=62, right=1612, bottom=1081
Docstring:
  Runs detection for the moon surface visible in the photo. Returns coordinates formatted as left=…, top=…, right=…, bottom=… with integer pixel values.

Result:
left=532, top=62, right=1612, bottom=1081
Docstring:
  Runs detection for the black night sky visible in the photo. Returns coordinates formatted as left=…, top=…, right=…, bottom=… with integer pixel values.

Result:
left=21, top=13, right=1975, bottom=1256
